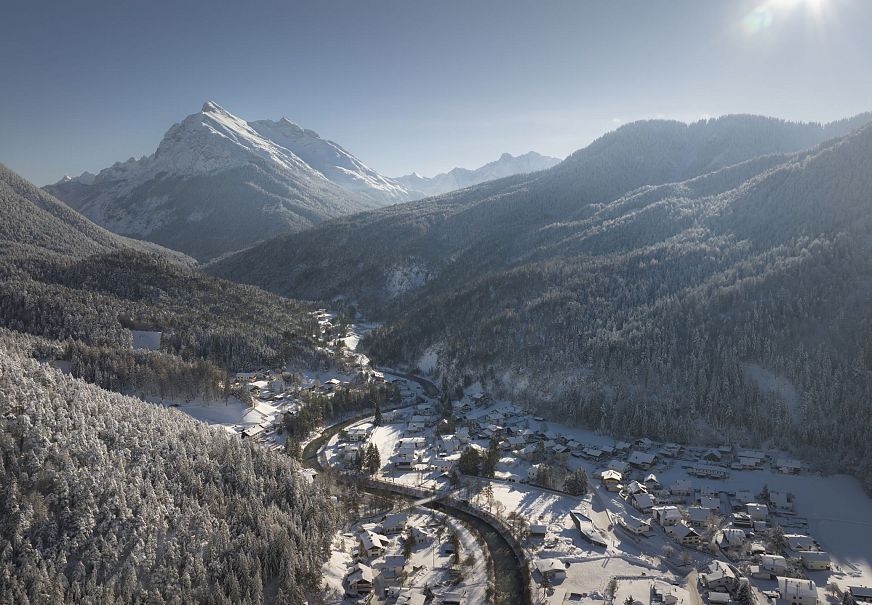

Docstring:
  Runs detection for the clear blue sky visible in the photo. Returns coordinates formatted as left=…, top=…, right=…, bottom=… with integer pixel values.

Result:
left=1, top=0, right=870, bottom=185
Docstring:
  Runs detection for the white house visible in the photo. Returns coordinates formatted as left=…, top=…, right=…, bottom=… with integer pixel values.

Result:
left=534, top=559, right=566, bottom=582
left=778, top=577, right=818, bottom=605
left=761, top=555, right=788, bottom=576
left=770, top=491, right=793, bottom=511
left=620, top=515, right=654, bottom=536
left=380, top=512, right=410, bottom=535
left=381, top=554, right=407, bottom=578
left=785, top=534, right=816, bottom=552
left=359, top=530, right=390, bottom=558
left=652, top=505, right=683, bottom=526
left=747, top=503, right=768, bottom=521
left=801, top=552, right=831, bottom=571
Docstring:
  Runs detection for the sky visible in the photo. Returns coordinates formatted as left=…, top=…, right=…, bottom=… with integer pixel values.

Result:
left=1, top=0, right=871, bottom=185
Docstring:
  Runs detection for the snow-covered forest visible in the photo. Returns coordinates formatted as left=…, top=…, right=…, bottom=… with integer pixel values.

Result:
left=0, top=330, right=336, bottom=603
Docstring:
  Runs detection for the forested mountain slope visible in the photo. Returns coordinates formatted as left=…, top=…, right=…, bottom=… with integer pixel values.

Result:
left=1, top=165, right=327, bottom=398
left=44, top=102, right=400, bottom=260
left=209, top=114, right=871, bottom=311
left=365, top=123, right=872, bottom=489
left=0, top=330, right=335, bottom=603
left=0, top=163, right=191, bottom=264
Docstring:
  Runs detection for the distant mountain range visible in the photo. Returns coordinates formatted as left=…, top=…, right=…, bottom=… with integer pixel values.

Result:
left=45, top=102, right=416, bottom=260
left=395, top=151, right=561, bottom=198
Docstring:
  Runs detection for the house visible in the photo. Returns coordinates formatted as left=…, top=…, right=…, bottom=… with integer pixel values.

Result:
left=380, top=554, right=406, bottom=578
left=708, top=592, right=732, bottom=605
left=441, top=591, right=468, bottom=605
left=359, top=530, right=390, bottom=558
left=601, top=469, right=623, bottom=491
left=409, top=526, right=433, bottom=545
left=628, top=450, right=657, bottom=469
left=848, top=587, right=872, bottom=605
left=720, top=528, right=747, bottom=549
left=553, top=444, right=570, bottom=460
left=530, top=523, right=548, bottom=537
left=661, top=443, right=683, bottom=457
left=392, top=589, right=426, bottom=605
left=380, top=512, right=409, bottom=535
left=581, top=447, right=603, bottom=460
left=746, top=503, right=768, bottom=521
left=701, top=561, right=739, bottom=592
left=778, top=578, right=818, bottom=605
left=800, top=552, right=831, bottom=571
left=440, top=435, right=459, bottom=454
left=687, top=506, right=713, bottom=527
left=699, top=496, right=721, bottom=510
left=702, top=449, right=723, bottom=462
left=620, top=515, right=654, bottom=536
left=690, top=464, right=729, bottom=479
left=534, top=558, right=567, bottom=582
left=776, top=458, right=802, bottom=474
left=505, top=435, right=526, bottom=450
left=346, top=563, right=374, bottom=596
left=761, top=554, right=788, bottom=576
left=241, top=425, right=264, bottom=440
left=671, top=479, right=694, bottom=497
left=607, top=459, right=630, bottom=473
left=431, top=458, right=455, bottom=472
left=652, top=505, right=683, bottom=526
left=668, top=522, right=701, bottom=546
left=785, top=534, right=816, bottom=552
left=346, top=426, right=370, bottom=442
left=626, top=480, right=648, bottom=495
left=770, top=491, right=793, bottom=512
left=518, top=444, right=538, bottom=460
left=406, top=421, right=425, bottom=433
left=455, top=427, right=471, bottom=442
left=644, top=474, right=660, bottom=490
left=632, top=492, right=656, bottom=513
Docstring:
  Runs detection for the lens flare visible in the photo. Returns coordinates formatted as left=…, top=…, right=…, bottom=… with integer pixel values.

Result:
left=741, top=0, right=829, bottom=36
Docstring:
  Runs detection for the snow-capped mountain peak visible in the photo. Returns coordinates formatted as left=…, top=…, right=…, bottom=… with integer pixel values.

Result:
left=44, top=101, right=416, bottom=259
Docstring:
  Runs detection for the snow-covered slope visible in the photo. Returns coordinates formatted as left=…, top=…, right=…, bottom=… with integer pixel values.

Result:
left=250, top=117, right=414, bottom=204
left=395, top=151, right=561, bottom=198
left=46, top=102, right=407, bottom=260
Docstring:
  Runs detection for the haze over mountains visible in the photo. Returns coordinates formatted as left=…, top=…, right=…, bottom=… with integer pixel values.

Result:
left=395, top=151, right=561, bottom=197
left=45, top=102, right=416, bottom=260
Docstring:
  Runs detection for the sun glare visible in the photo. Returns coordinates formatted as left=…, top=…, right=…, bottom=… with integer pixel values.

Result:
left=742, top=0, right=830, bottom=36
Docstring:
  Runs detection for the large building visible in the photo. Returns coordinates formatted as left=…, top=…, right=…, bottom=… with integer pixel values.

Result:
left=778, top=577, right=817, bottom=605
